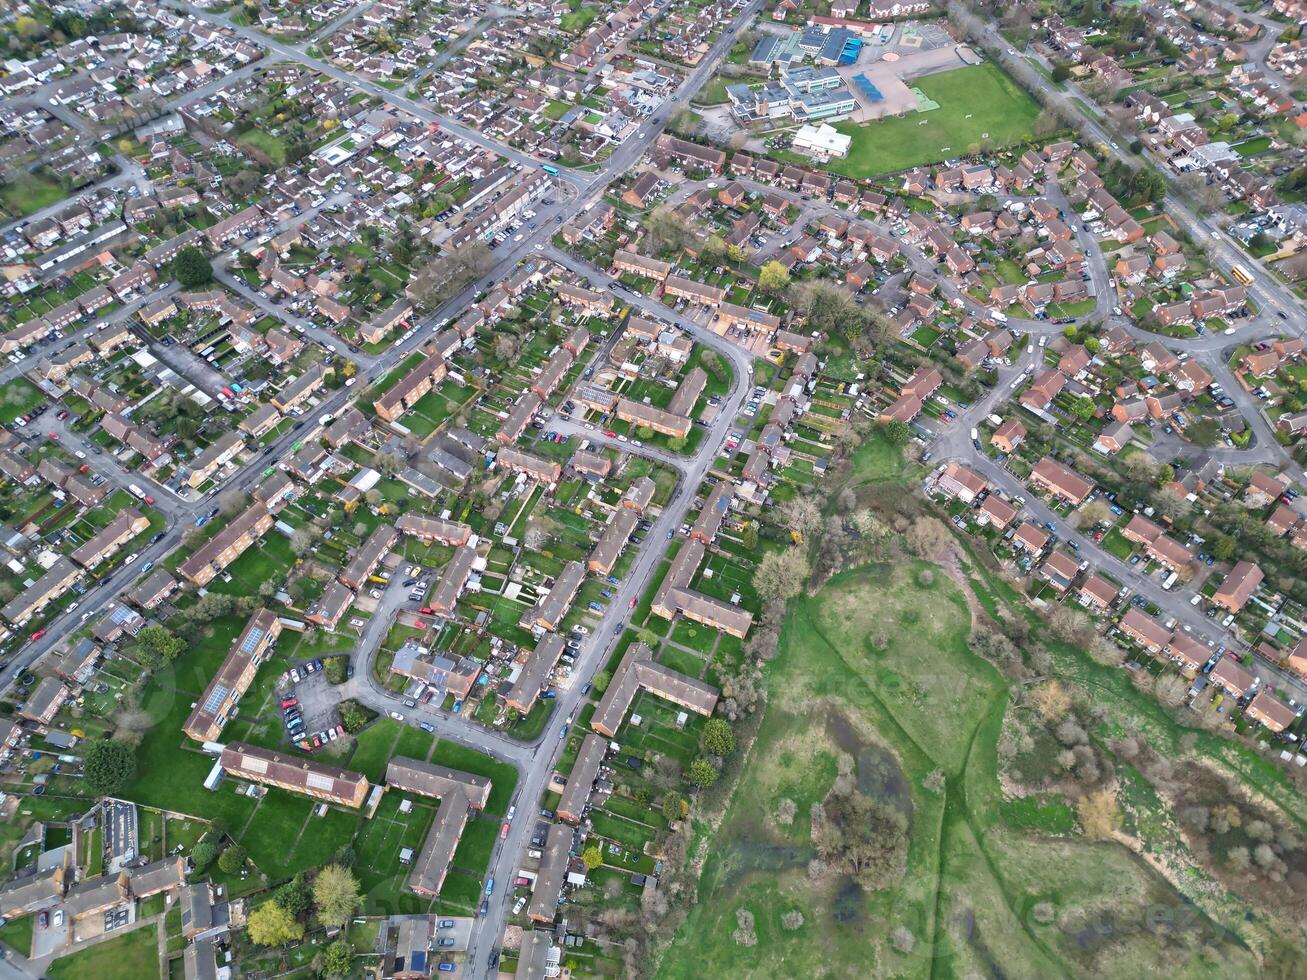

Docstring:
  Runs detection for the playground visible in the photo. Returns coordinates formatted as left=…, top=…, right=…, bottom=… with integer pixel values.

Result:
left=835, top=41, right=970, bottom=121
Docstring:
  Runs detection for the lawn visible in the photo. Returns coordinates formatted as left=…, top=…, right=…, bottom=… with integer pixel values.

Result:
left=0, top=171, right=67, bottom=217
left=810, top=63, right=1041, bottom=178
left=693, top=77, right=731, bottom=107
left=47, top=923, right=159, bottom=980
left=0, top=914, right=33, bottom=956
left=237, top=128, right=288, bottom=166
left=559, top=4, right=599, bottom=32
left=0, top=378, right=45, bottom=424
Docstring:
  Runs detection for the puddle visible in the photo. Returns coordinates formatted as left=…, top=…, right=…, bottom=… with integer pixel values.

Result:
left=825, top=712, right=913, bottom=820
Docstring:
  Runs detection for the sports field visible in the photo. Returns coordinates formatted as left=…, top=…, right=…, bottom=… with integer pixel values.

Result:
left=809, top=63, right=1040, bottom=178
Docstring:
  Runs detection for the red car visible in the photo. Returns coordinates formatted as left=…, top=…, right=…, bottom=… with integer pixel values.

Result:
left=628, top=596, right=637, bottom=609
left=604, top=430, right=617, bottom=438
left=29, top=628, right=45, bottom=642
left=46, top=431, right=57, bottom=440
left=280, top=697, right=298, bottom=709
left=500, top=822, right=510, bottom=840
left=143, top=495, right=155, bottom=505
left=419, top=606, right=434, bottom=615
left=37, top=911, right=48, bottom=929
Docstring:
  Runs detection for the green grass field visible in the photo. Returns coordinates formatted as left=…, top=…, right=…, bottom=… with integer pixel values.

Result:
left=237, top=128, right=288, bottom=166
left=47, top=923, right=159, bottom=980
left=811, top=63, right=1041, bottom=178
left=660, top=556, right=1260, bottom=978
left=0, top=171, right=67, bottom=218
left=0, top=378, right=46, bottom=425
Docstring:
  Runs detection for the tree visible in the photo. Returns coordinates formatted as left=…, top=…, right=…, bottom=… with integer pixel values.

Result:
left=1030, top=681, right=1073, bottom=721
left=582, top=845, right=603, bottom=870
left=1077, top=789, right=1121, bottom=840
left=172, top=246, right=213, bottom=288
left=1050, top=61, right=1071, bottom=83
left=778, top=496, right=822, bottom=540
left=135, top=625, right=185, bottom=664
left=290, top=527, right=318, bottom=558
left=84, top=740, right=136, bottom=795
left=313, top=864, right=360, bottom=927
left=645, top=206, right=689, bottom=256
left=591, top=670, right=612, bottom=694
left=247, top=901, right=305, bottom=946
left=407, top=243, right=493, bottom=310
left=904, top=516, right=950, bottom=559
left=217, top=489, right=247, bottom=518
left=322, top=939, right=353, bottom=977
left=662, top=793, right=686, bottom=822
left=275, top=873, right=313, bottom=917
left=338, top=699, right=372, bottom=733
left=883, top=420, right=910, bottom=446
left=687, top=758, right=719, bottom=787
left=740, top=521, right=759, bottom=551
left=758, top=260, right=791, bottom=294
left=1186, top=418, right=1220, bottom=447
left=223, top=169, right=261, bottom=199
left=699, top=235, right=727, bottom=268
left=753, top=547, right=810, bottom=604
left=812, top=787, right=908, bottom=890
left=701, top=717, right=736, bottom=757
left=190, top=839, right=218, bottom=872
left=218, top=844, right=247, bottom=875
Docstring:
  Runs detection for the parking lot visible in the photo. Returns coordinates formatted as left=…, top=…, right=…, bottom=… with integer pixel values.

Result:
left=30, top=908, right=67, bottom=959
left=277, top=662, right=345, bottom=750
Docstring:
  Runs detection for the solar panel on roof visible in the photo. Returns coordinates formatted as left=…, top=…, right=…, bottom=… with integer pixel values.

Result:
left=306, top=772, right=336, bottom=792
left=240, top=626, right=265, bottom=654
left=202, top=684, right=229, bottom=715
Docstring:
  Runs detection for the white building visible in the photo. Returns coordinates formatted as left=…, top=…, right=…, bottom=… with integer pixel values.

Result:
left=792, top=123, right=852, bottom=160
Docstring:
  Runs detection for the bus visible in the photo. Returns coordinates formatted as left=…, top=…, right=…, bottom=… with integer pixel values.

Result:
left=540, top=164, right=560, bottom=176
left=1231, top=264, right=1253, bottom=286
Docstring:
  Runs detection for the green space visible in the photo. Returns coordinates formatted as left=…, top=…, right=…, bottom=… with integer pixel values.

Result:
left=0, top=171, right=67, bottom=218
left=0, top=914, right=33, bottom=955
left=47, top=923, right=160, bottom=980
left=800, top=64, right=1041, bottom=178
left=236, top=128, right=288, bottom=166
left=559, top=3, right=599, bottom=32
left=0, top=378, right=45, bottom=425
left=661, top=479, right=1269, bottom=980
